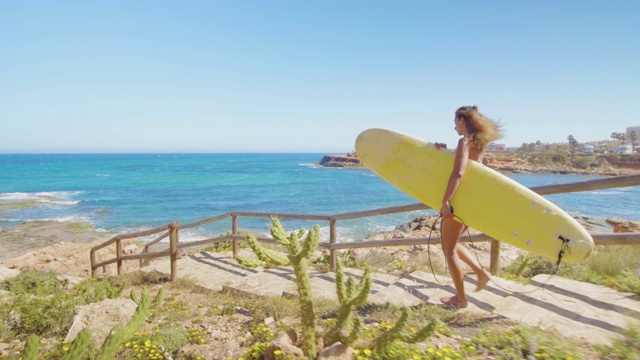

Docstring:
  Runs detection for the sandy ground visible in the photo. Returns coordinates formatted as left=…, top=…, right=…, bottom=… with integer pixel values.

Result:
left=0, top=221, right=141, bottom=278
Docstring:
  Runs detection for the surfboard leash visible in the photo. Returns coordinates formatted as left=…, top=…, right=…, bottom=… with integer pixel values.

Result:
left=446, top=213, right=567, bottom=295
left=426, top=215, right=447, bottom=285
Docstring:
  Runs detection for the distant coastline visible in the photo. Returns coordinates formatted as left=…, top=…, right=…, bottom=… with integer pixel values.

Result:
left=318, top=152, right=640, bottom=176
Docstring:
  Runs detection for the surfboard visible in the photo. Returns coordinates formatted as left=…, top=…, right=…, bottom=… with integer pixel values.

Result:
left=355, top=128, right=594, bottom=262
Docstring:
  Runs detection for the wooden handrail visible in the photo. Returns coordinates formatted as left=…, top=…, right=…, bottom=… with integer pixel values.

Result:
left=232, top=211, right=332, bottom=221
left=90, top=223, right=172, bottom=252
left=319, top=232, right=640, bottom=250
left=90, top=174, right=640, bottom=279
left=531, top=174, right=640, bottom=195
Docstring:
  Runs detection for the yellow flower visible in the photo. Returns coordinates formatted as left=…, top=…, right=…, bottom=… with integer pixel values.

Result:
left=62, top=346, right=69, bottom=352
left=363, top=349, right=372, bottom=356
left=274, top=350, right=282, bottom=355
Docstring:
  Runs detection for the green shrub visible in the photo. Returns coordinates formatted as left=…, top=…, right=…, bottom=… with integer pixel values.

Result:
left=505, top=246, right=640, bottom=296
left=1, top=271, right=66, bottom=296
left=597, top=323, right=640, bottom=360
left=12, top=290, right=77, bottom=336
left=152, top=327, right=188, bottom=356
left=571, top=157, right=591, bottom=169
left=74, top=277, right=126, bottom=304
left=468, top=326, right=579, bottom=359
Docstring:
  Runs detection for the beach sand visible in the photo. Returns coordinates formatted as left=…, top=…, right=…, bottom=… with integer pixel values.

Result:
left=0, top=221, right=141, bottom=278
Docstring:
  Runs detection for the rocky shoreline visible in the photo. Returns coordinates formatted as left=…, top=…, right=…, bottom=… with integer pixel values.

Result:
left=319, top=152, right=640, bottom=176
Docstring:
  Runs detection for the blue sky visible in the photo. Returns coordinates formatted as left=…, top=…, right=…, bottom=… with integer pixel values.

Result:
left=1, top=1, right=638, bottom=153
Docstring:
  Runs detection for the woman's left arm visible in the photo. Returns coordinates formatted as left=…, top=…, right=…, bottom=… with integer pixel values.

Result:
left=440, top=137, right=470, bottom=218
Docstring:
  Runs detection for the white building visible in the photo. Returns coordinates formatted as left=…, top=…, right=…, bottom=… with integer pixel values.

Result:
left=627, top=126, right=640, bottom=140
left=486, top=143, right=506, bottom=152
left=579, top=144, right=594, bottom=153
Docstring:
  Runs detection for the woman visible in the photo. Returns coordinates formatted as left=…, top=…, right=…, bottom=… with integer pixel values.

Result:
left=435, top=105, right=503, bottom=309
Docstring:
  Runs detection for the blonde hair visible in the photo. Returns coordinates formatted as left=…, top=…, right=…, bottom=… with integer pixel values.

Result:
left=455, top=105, right=503, bottom=151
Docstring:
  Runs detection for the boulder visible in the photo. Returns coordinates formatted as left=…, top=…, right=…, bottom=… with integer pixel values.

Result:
left=317, top=342, right=354, bottom=359
left=605, top=218, right=640, bottom=233
left=64, top=298, right=138, bottom=346
left=263, top=333, right=305, bottom=359
left=0, top=265, right=20, bottom=282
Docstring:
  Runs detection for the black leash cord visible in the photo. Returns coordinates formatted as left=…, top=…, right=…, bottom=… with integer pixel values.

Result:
left=426, top=213, right=569, bottom=295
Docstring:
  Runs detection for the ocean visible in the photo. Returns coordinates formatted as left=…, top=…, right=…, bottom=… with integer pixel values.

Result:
left=0, top=153, right=638, bottom=243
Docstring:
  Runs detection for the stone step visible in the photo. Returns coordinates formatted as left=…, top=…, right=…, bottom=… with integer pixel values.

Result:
left=142, top=251, right=640, bottom=346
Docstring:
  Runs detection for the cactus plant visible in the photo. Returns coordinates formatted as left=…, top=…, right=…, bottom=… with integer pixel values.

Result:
left=62, top=329, right=96, bottom=360
left=21, top=334, right=39, bottom=360
left=371, top=308, right=437, bottom=351
left=237, top=218, right=319, bottom=359
left=324, top=262, right=372, bottom=346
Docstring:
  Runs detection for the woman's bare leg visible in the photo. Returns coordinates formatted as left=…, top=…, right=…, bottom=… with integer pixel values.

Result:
left=440, top=218, right=468, bottom=308
left=455, top=244, right=490, bottom=292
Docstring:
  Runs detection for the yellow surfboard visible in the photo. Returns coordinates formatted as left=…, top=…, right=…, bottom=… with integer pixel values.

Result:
left=355, top=128, right=593, bottom=262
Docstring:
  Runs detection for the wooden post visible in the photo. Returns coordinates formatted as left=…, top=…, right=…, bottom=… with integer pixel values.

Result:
left=116, top=240, right=123, bottom=275
left=489, top=240, right=500, bottom=275
left=90, top=251, right=96, bottom=277
left=140, top=245, right=148, bottom=268
left=169, top=222, right=180, bottom=281
left=232, top=214, right=238, bottom=258
left=329, top=218, right=337, bottom=270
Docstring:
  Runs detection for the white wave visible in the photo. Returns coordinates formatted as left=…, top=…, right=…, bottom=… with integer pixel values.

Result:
left=18, top=215, right=93, bottom=223
left=95, top=174, right=111, bottom=177
left=0, top=191, right=83, bottom=202
left=39, top=200, right=82, bottom=206
left=298, top=163, right=320, bottom=168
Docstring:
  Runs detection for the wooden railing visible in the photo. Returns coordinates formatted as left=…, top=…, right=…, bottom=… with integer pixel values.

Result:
left=90, top=175, right=640, bottom=279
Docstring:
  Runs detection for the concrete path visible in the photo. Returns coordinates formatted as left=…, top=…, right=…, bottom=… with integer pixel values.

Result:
left=142, top=251, right=640, bottom=346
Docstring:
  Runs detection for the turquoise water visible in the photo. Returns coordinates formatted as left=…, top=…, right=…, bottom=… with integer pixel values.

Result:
left=0, top=154, right=638, bottom=242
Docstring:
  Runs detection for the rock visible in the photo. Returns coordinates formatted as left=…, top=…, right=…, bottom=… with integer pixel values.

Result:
left=318, top=153, right=363, bottom=168
left=394, top=215, right=440, bottom=234
left=263, top=333, right=305, bottom=359
left=0, top=265, right=20, bottom=282
left=64, top=298, right=138, bottom=346
left=605, top=218, right=640, bottom=233
left=317, top=342, right=354, bottom=359
left=123, top=244, right=139, bottom=255
left=286, top=328, right=298, bottom=344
